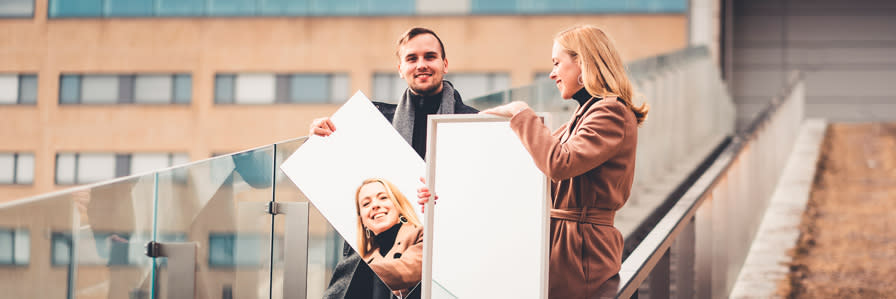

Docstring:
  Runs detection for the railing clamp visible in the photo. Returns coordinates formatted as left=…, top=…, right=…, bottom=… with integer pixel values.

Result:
left=266, top=201, right=281, bottom=215
left=144, top=241, right=161, bottom=258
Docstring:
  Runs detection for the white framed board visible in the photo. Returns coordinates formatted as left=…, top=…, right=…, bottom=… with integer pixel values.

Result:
left=423, top=114, right=550, bottom=299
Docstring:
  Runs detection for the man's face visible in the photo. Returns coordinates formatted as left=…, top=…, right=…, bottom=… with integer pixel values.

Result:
left=398, top=34, right=448, bottom=96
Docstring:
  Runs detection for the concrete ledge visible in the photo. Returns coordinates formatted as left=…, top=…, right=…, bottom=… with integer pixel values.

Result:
left=729, top=119, right=827, bottom=298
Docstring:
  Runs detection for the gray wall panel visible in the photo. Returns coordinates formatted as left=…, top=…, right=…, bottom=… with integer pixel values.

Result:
left=806, top=103, right=896, bottom=121
left=805, top=70, right=896, bottom=97
left=732, top=70, right=787, bottom=98
left=734, top=16, right=785, bottom=42
left=786, top=48, right=896, bottom=67
left=788, top=16, right=896, bottom=41
left=731, top=0, right=896, bottom=122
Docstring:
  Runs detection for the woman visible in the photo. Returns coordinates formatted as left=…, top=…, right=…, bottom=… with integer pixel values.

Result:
left=326, top=178, right=423, bottom=299
left=429, top=25, right=647, bottom=297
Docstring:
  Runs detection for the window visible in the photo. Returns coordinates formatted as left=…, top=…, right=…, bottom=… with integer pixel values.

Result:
left=55, top=152, right=189, bottom=185
left=59, top=74, right=191, bottom=104
left=208, top=233, right=266, bottom=267
left=215, top=73, right=348, bottom=104
left=0, top=74, right=37, bottom=105
left=51, top=231, right=176, bottom=266
left=445, top=73, right=510, bottom=99
left=48, top=0, right=416, bottom=17
left=371, top=73, right=407, bottom=104
left=534, top=72, right=551, bottom=83
left=471, top=0, right=687, bottom=14
left=0, top=153, right=34, bottom=185
left=0, top=0, right=34, bottom=17
left=0, top=228, right=29, bottom=265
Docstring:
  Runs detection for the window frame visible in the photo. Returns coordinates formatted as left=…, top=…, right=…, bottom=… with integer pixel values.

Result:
left=58, top=73, right=191, bottom=105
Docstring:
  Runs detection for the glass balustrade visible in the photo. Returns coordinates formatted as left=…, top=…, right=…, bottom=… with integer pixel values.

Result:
left=1, top=45, right=736, bottom=298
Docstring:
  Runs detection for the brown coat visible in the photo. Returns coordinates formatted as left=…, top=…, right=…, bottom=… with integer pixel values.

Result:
left=363, top=223, right=424, bottom=295
left=510, top=97, right=637, bottom=298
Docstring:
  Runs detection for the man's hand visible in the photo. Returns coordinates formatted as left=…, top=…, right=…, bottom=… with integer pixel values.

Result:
left=309, top=117, right=336, bottom=136
left=417, top=177, right=438, bottom=213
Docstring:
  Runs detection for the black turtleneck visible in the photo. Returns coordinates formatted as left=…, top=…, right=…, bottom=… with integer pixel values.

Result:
left=410, top=91, right=443, bottom=158
left=373, top=222, right=403, bottom=256
left=572, top=88, right=595, bottom=106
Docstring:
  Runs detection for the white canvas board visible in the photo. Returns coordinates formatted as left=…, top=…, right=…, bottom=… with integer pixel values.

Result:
left=280, top=91, right=424, bottom=250
left=427, top=115, right=549, bottom=299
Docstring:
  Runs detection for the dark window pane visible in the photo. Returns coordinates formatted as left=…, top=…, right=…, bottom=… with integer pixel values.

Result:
left=18, top=75, right=37, bottom=104
left=0, top=0, right=34, bottom=17
left=259, top=0, right=310, bottom=15
left=208, top=234, right=234, bottom=266
left=157, top=0, right=205, bottom=16
left=471, top=0, right=516, bottom=14
left=209, top=0, right=257, bottom=15
left=118, top=75, right=135, bottom=103
left=275, top=74, right=290, bottom=103
left=580, top=0, right=628, bottom=12
left=520, top=0, right=575, bottom=13
left=49, top=0, right=103, bottom=17
left=173, top=74, right=192, bottom=104
left=312, top=0, right=360, bottom=15
left=50, top=233, right=72, bottom=265
left=365, top=0, right=414, bottom=15
left=208, top=234, right=262, bottom=267
left=0, top=230, right=11, bottom=264
left=290, top=74, right=328, bottom=103
left=214, top=74, right=236, bottom=104
left=105, top=0, right=154, bottom=16
left=115, top=154, right=131, bottom=177
left=59, top=75, right=80, bottom=104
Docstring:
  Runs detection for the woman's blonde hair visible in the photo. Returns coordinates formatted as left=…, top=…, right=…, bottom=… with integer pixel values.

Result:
left=354, top=178, right=422, bottom=256
left=555, top=25, right=649, bottom=124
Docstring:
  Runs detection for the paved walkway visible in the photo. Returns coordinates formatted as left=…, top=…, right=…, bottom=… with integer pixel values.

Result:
left=729, top=119, right=827, bottom=298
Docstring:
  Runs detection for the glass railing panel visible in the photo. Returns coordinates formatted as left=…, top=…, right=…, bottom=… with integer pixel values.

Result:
left=272, top=137, right=347, bottom=299
left=0, top=173, right=157, bottom=299
left=0, top=192, right=78, bottom=298
left=152, top=146, right=275, bottom=299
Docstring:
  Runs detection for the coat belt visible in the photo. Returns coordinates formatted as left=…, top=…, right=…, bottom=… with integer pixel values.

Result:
left=550, top=207, right=615, bottom=226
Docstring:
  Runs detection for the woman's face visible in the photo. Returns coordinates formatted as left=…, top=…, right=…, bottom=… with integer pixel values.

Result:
left=358, top=182, right=401, bottom=236
left=550, top=41, right=583, bottom=99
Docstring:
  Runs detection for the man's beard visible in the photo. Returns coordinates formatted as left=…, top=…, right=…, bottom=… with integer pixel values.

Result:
left=410, top=81, right=442, bottom=96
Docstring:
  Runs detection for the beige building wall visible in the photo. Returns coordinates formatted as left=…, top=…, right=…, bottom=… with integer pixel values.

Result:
left=1, top=0, right=687, bottom=202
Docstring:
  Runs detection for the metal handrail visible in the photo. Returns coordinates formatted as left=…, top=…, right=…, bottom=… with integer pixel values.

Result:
left=615, top=70, right=805, bottom=298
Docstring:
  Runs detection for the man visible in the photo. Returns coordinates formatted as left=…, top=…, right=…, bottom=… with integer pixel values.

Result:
left=309, top=27, right=478, bottom=159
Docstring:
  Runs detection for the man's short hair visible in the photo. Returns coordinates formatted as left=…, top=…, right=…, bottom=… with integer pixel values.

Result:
left=395, top=27, right=446, bottom=59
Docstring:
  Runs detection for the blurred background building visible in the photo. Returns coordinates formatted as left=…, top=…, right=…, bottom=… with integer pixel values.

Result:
left=1, top=0, right=692, bottom=203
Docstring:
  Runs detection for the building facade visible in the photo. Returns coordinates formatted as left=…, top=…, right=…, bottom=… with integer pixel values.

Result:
left=1, top=0, right=688, bottom=202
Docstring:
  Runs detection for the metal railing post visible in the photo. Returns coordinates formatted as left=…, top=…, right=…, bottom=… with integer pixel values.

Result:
left=145, top=242, right=198, bottom=299
left=268, top=201, right=309, bottom=299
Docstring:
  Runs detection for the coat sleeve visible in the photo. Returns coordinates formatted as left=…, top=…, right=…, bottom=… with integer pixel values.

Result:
left=510, top=101, right=627, bottom=181
left=366, top=227, right=424, bottom=290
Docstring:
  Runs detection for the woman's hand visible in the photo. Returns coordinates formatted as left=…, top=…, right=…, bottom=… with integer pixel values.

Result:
left=417, top=177, right=438, bottom=213
left=480, top=101, right=530, bottom=118
left=309, top=117, right=336, bottom=136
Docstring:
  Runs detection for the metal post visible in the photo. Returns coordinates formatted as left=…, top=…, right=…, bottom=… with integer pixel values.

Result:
left=145, top=242, right=198, bottom=299
left=673, top=219, right=696, bottom=299
left=648, top=250, right=671, bottom=299
left=277, top=202, right=309, bottom=299
left=695, top=198, right=713, bottom=298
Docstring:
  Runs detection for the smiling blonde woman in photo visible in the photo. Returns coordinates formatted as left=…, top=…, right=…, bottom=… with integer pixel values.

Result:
left=326, top=178, right=423, bottom=299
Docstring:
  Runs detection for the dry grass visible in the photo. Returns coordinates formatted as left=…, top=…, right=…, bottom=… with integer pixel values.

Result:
left=785, top=123, right=896, bottom=298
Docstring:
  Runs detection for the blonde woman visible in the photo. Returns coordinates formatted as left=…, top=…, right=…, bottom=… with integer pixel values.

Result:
left=327, top=178, right=423, bottom=299
left=480, top=25, right=648, bottom=297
